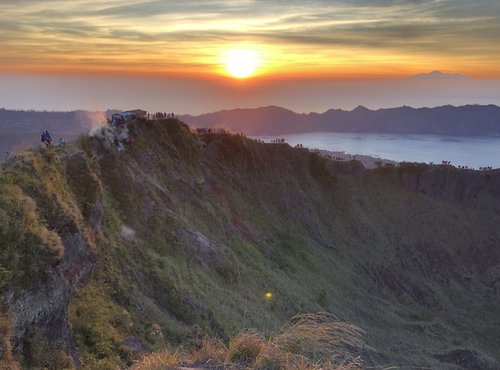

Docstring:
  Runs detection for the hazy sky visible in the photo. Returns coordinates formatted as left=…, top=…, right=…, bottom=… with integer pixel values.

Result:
left=1, top=0, right=499, bottom=113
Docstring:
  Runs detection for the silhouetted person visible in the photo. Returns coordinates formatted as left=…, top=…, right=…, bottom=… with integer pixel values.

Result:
left=41, top=131, right=51, bottom=148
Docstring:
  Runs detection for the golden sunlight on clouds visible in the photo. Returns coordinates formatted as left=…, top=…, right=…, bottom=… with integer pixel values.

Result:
left=0, top=1, right=499, bottom=78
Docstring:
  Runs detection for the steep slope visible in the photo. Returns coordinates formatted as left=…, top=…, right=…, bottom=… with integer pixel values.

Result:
left=0, top=118, right=499, bottom=369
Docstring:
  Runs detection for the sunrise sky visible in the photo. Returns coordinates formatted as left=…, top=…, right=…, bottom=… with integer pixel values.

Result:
left=1, top=0, right=500, bottom=113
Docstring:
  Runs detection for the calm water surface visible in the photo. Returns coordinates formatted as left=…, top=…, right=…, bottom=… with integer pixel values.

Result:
left=255, top=132, right=500, bottom=169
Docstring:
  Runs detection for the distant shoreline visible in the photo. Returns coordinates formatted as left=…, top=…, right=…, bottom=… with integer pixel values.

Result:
left=254, top=132, right=500, bottom=169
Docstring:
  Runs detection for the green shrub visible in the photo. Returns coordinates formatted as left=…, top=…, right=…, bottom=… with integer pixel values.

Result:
left=69, top=284, right=133, bottom=365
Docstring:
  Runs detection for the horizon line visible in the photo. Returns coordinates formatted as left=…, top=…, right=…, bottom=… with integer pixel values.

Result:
left=3, top=102, right=500, bottom=116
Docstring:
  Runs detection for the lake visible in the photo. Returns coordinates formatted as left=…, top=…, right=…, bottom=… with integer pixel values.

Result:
left=254, top=132, right=500, bottom=169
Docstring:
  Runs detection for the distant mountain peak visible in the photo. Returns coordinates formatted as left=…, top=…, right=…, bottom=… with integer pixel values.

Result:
left=261, top=105, right=294, bottom=112
left=352, top=105, right=371, bottom=112
left=411, top=70, right=468, bottom=80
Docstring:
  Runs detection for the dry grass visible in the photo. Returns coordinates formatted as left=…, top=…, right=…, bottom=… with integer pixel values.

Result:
left=0, top=314, right=21, bottom=370
left=82, top=226, right=98, bottom=253
left=9, top=185, right=64, bottom=259
left=253, top=341, right=311, bottom=370
left=130, top=348, right=183, bottom=370
left=191, top=338, right=228, bottom=364
left=131, top=313, right=366, bottom=370
left=273, top=312, right=369, bottom=365
left=227, top=330, right=265, bottom=365
left=253, top=312, right=366, bottom=370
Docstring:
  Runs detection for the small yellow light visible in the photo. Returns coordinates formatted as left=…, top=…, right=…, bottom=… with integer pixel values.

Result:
left=264, top=292, right=273, bottom=299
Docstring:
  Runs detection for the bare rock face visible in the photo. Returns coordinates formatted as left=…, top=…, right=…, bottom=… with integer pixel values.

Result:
left=176, top=229, right=221, bottom=267
left=60, top=233, right=96, bottom=289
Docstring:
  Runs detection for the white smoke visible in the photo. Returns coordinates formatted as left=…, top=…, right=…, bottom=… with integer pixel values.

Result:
left=75, top=110, right=107, bottom=137
left=87, top=111, right=107, bottom=137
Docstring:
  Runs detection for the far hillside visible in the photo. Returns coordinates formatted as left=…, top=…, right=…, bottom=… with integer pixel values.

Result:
left=180, top=104, right=500, bottom=136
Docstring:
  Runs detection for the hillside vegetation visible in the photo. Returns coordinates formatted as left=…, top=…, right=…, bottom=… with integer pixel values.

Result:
left=0, top=118, right=499, bottom=369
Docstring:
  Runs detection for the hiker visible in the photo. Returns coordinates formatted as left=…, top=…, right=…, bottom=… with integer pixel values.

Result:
left=45, top=130, right=52, bottom=145
left=58, top=138, right=65, bottom=147
left=41, top=131, right=51, bottom=148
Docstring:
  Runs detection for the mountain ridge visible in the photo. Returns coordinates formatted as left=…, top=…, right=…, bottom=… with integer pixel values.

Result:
left=410, top=71, right=469, bottom=80
left=180, top=104, right=500, bottom=136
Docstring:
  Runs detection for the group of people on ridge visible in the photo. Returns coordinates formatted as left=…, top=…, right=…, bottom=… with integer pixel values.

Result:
left=41, top=130, right=65, bottom=149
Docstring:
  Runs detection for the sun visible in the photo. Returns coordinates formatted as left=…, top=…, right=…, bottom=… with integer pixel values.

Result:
left=224, top=49, right=261, bottom=79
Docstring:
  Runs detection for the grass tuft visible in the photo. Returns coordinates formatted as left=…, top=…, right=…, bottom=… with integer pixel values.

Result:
left=130, top=348, right=182, bottom=370
left=191, top=338, right=227, bottom=364
left=227, top=330, right=265, bottom=365
left=273, top=312, right=368, bottom=363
